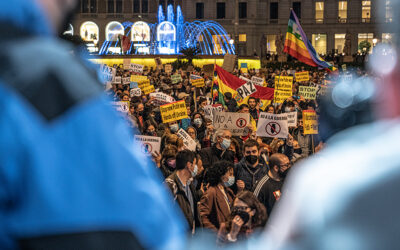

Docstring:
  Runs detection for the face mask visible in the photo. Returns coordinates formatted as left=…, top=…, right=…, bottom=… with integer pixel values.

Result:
left=167, top=159, right=176, bottom=168
left=224, top=176, right=235, bottom=187
left=147, top=131, right=156, bottom=136
left=193, top=118, right=202, bottom=127
left=191, top=164, right=198, bottom=177
left=170, top=124, right=179, bottom=133
left=278, top=168, right=289, bottom=179
left=299, top=127, right=304, bottom=133
left=294, top=148, right=302, bottom=154
left=221, top=138, right=231, bottom=150
left=245, top=155, right=259, bottom=165
left=231, top=207, right=250, bottom=225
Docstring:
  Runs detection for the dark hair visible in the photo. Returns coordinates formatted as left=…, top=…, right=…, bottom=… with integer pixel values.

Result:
left=162, top=144, right=178, bottom=159
left=224, top=92, right=233, bottom=100
left=175, top=150, right=196, bottom=170
left=239, top=104, right=249, bottom=111
left=206, top=161, right=234, bottom=186
left=265, top=104, right=275, bottom=112
left=243, top=139, right=259, bottom=151
left=247, top=97, right=257, bottom=104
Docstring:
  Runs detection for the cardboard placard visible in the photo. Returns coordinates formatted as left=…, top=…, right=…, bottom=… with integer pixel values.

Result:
left=122, top=77, right=130, bottom=85
left=295, top=71, right=310, bottom=82
left=251, top=76, right=264, bottom=86
left=213, top=112, right=250, bottom=136
left=141, top=85, right=155, bottom=95
left=171, top=74, right=182, bottom=84
left=134, top=135, right=161, bottom=155
left=177, top=129, right=197, bottom=152
left=149, top=92, right=175, bottom=105
left=299, top=86, right=317, bottom=100
left=130, top=63, right=144, bottom=74
left=113, top=76, right=122, bottom=84
left=131, top=75, right=148, bottom=83
left=222, top=54, right=237, bottom=73
left=203, top=64, right=215, bottom=78
left=203, top=104, right=224, bottom=121
left=130, top=88, right=142, bottom=97
left=111, top=101, right=130, bottom=113
left=190, top=75, right=205, bottom=87
left=256, top=113, right=289, bottom=138
left=123, top=59, right=131, bottom=70
left=303, top=110, right=318, bottom=135
left=160, top=100, right=189, bottom=123
left=287, top=111, right=298, bottom=127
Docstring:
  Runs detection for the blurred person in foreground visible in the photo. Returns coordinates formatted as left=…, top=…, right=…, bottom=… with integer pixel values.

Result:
left=259, top=2, right=400, bottom=248
left=0, top=0, right=185, bottom=249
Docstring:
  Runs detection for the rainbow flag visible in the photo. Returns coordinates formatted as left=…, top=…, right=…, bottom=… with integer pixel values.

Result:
left=284, top=9, right=337, bottom=72
left=212, top=65, right=274, bottom=110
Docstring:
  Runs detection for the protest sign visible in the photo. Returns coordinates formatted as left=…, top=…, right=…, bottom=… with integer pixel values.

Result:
left=274, top=90, right=292, bottom=103
left=203, top=104, right=224, bottom=121
left=123, top=59, right=131, bottom=70
left=134, top=135, right=161, bottom=155
left=299, top=86, right=317, bottom=100
left=222, top=54, right=236, bottom=73
left=275, top=76, right=293, bottom=91
left=141, top=84, right=155, bottom=95
left=113, top=76, right=122, bottom=84
left=122, top=77, right=130, bottom=85
left=131, top=75, right=148, bottom=83
left=256, top=113, right=288, bottom=138
left=100, top=65, right=115, bottom=83
left=295, top=71, right=310, bottom=82
left=251, top=76, right=264, bottom=86
left=130, top=88, right=142, bottom=97
left=303, top=110, right=318, bottom=134
left=236, top=81, right=257, bottom=100
left=190, top=75, right=205, bottom=87
left=287, top=112, right=298, bottom=127
left=150, top=92, right=175, bottom=105
left=213, top=112, right=250, bottom=136
left=165, top=64, right=172, bottom=73
left=111, top=101, right=130, bottom=113
left=130, top=63, right=144, bottom=74
left=203, top=64, right=215, bottom=78
left=138, top=80, right=151, bottom=88
left=177, top=129, right=197, bottom=151
left=171, top=74, right=182, bottom=84
left=160, top=100, right=189, bottom=123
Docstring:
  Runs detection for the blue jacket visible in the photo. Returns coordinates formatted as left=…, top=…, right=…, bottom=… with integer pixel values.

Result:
left=0, top=1, right=186, bottom=249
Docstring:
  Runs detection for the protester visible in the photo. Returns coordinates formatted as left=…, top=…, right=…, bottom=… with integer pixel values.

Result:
left=200, top=129, right=235, bottom=169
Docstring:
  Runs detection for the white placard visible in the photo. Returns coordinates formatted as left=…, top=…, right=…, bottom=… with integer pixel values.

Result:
left=203, top=104, right=224, bottom=121
left=236, top=81, right=257, bottom=99
left=134, top=135, right=161, bottom=155
left=149, top=92, right=175, bottom=105
left=213, top=112, right=250, bottom=136
left=130, top=63, right=144, bottom=74
left=122, top=77, right=130, bottom=85
left=256, top=113, right=288, bottom=138
left=100, top=65, right=115, bottom=83
left=251, top=76, right=264, bottom=86
left=113, top=76, right=121, bottom=84
left=111, top=101, right=129, bottom=113
left=287, top=112, right=298, bottom=127
left=177, top=129, right=197, bottom=152
left=130, top=88, right=142, bottom=97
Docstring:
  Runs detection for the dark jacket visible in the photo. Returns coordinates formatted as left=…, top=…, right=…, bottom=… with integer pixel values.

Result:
left=165, top=172, right=201, bottom=232
left=253, top=173, right=283, bottom=216
left=235, top=158, right=269, bottom=192
left=226, top=99, right=238, bottom=112
left=198, top=186, right=235, bottom=232
left=200, top=145, right=235, bottom=170
left=249, top=108, right=260, bottom=124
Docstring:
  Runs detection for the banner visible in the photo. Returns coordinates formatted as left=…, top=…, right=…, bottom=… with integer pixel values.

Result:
left=130, top=88, right=142, bottom=97
left=111, top=101, right=130, bottom=113
left=171, top=74, right=182, bottom=84
left=251, top=76, right=264, bottom=86
left=160, top=100, right=189, bottom=123
left=130, top=82, right=138, bottom=88
left=134, top=135, right=161, bottom=155
left=131, top=75, right=148, bottom=83
left=236, top=81, right=257, bottom=100
left=130, top=63, right=144, bottom=74
left=295, top=71, right=310, bottom=82
left=275, top=76, right=293, bottom=91
left=150, top=92, right=175, bottom=105
left=299, top=86, right=317, bottom=100
left=256, top=113, right=288, bottom=138
left=222, top=54, right=237, bottom=73
left=274, top=90, right=292, bottom=103
left=203, top=104, right=224, bottom=121
left=287, top=111, right=298, bottom=127
left=213, top=112, right=250, bottom=136
left=177, top=129, right=197, bottom=151
left=303, top=110, right=318, bottom=134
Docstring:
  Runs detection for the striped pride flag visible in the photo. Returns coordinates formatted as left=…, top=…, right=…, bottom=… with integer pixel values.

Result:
left=284, top=9, right=337, bottom=72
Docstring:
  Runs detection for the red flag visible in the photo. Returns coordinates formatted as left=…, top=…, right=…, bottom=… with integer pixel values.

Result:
left=121, top=35, right=131, bottom=53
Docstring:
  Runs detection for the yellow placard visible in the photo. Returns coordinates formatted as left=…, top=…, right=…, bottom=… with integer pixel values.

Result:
left=131, top=75, right=148, bottom=83
left=295, top=71, right=310, bottom=82
left=191, top=78, right=205, bottom=87
left=299, top=86, right=317, bottom=100
left=160, top=100, right=189, bottom=123
left=303, top=110, right=318, bottom=135
left=275, top=76, right=293, bottom=91
left=138, top=80, right=150, bottom=89
left=141, top=85, right=155, bottom=95
left=274, top=89, right=292, bottom=104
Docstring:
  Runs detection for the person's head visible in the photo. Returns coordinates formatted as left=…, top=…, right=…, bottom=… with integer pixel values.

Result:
left=162, top=145, right=178, bottom=169
left=175, top=150, right=197, bottom=177
left=135, top=103, right=144, bottom=113
left=269, top=153, right=291, bottom=180
left=207, top=161, right=235, bottom=187
left=144, top=121, right=157, bottom=136
left=243, top=139, right=259, bottom=166
left=285, top=101, right=295, bottom=112
left=186, top=126, right=197, bottom=140
left=239, top=104, right=250, bottom=113
left=199, top=97, right=207, bottom=108
left=248, top=97, right=257, bottom=109
left=224, top=92, right=233, bottom=103
left=231, top=191, right=267, bottom=229
left=168, top=121, right=179, bottom=133
left=213, top=129, right=232, bottom=150
left=37, top=0, right=79, bottom=34
left=192, top=112, right=204, bottom=128
left=266, top=104, right=275, bottom=114
left=121, top=94, right=130, bottom=102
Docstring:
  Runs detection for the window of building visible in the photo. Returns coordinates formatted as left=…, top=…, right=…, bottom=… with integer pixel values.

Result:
left=116, top=0, right=123, bottom=13
left=386, top=0, right=393, bottom=23
left=312, top=34, right=327, bottom=55
left=217, top=2, right=225, bottom=19
left=239, top=34, right=246, bottom=42
left=334, top=34, right=346, bottom=54
left=133, top=0, right=140, bottom=13
left=212, top=35, right=230, bottom=54
left=132, top=21, right=151, bottom=41
left=382, top=33, right=394, bottom=44
left=315, top=2, right=324, bottom=23
left=106, top=21, right=124, bottom=41
left=270, top=2, right=278, bottom=20
left=196, top=3, right=204, bottom=19
left=81, top=21, right=99, bottom=43
left=362, top=1, right=371, bottom=23
left=293, top=2, right=301, bottom=19
left=266, top=35, right=276, bottom=53
left=107, top=0, right=114, bottom=13
left=358, top=33, right=373, bottom=53
left=142, top=0, right=148, bottom=13
left=81, top=0, right=89, bottom=13
left=338, top=1, right=347, bottom=23
left=159, top=0, right=165, bottom=9
left=89, top=0, right=97, bottom=13
left=239, top=2, right=247, bottom=19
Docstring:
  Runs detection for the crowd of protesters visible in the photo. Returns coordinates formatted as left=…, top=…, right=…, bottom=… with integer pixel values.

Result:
left=103, top=62, right=364, bottom=244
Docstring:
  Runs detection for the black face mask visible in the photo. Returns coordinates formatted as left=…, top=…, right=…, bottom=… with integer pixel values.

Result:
left=278, top=169, right=289, bottom=179
left=231, top=207, right=250, bottom=225
left=245, top=155, right=258, bottom=165
left=294, top=148, right=302, bottom=154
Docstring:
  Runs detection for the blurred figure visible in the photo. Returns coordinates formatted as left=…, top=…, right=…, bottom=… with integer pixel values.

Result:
left=0, top=0, right=185, bottom=249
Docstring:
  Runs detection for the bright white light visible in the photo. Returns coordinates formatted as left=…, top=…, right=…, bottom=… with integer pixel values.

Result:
left=229, top=39, right=234, bottom=45
left=372, top=38, right=378, bottom=44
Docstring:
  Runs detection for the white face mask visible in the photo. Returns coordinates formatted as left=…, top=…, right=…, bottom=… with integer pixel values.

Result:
left=170, top=124, right=179, bottom=133
left=191, top=164, right=198, bottom=177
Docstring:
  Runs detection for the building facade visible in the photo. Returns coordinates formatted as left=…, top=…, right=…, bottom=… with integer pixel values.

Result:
left=71, top=0, right=395, bottom=56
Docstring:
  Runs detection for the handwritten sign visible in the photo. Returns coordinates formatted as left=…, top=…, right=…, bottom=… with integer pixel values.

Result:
left=171, top=74, right=182, bottom=84
left=130, top=63, right=144, bottom=74
left=134, top=135, right=161, bottom=155
left=256, top=113, right=289, bottom=138
left=295, top=71, right=310, bottom=82
left=177, top=129, right=197, bottom=151
left=251, top=76, right=264, bottom=86
left=160, top=100, right=189, bottom=123
left=213, top=112, right=250, bottom=136
left=299, top=86, right=317, bottom=100
left=303, top=110, right=318, bottom=135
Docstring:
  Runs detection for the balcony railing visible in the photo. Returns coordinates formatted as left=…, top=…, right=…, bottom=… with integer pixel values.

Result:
left=338, top=18, right=347, bottom=23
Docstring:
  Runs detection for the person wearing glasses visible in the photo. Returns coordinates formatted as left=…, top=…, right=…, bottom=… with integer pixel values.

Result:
left=253, top=153, right=291, bottom=216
